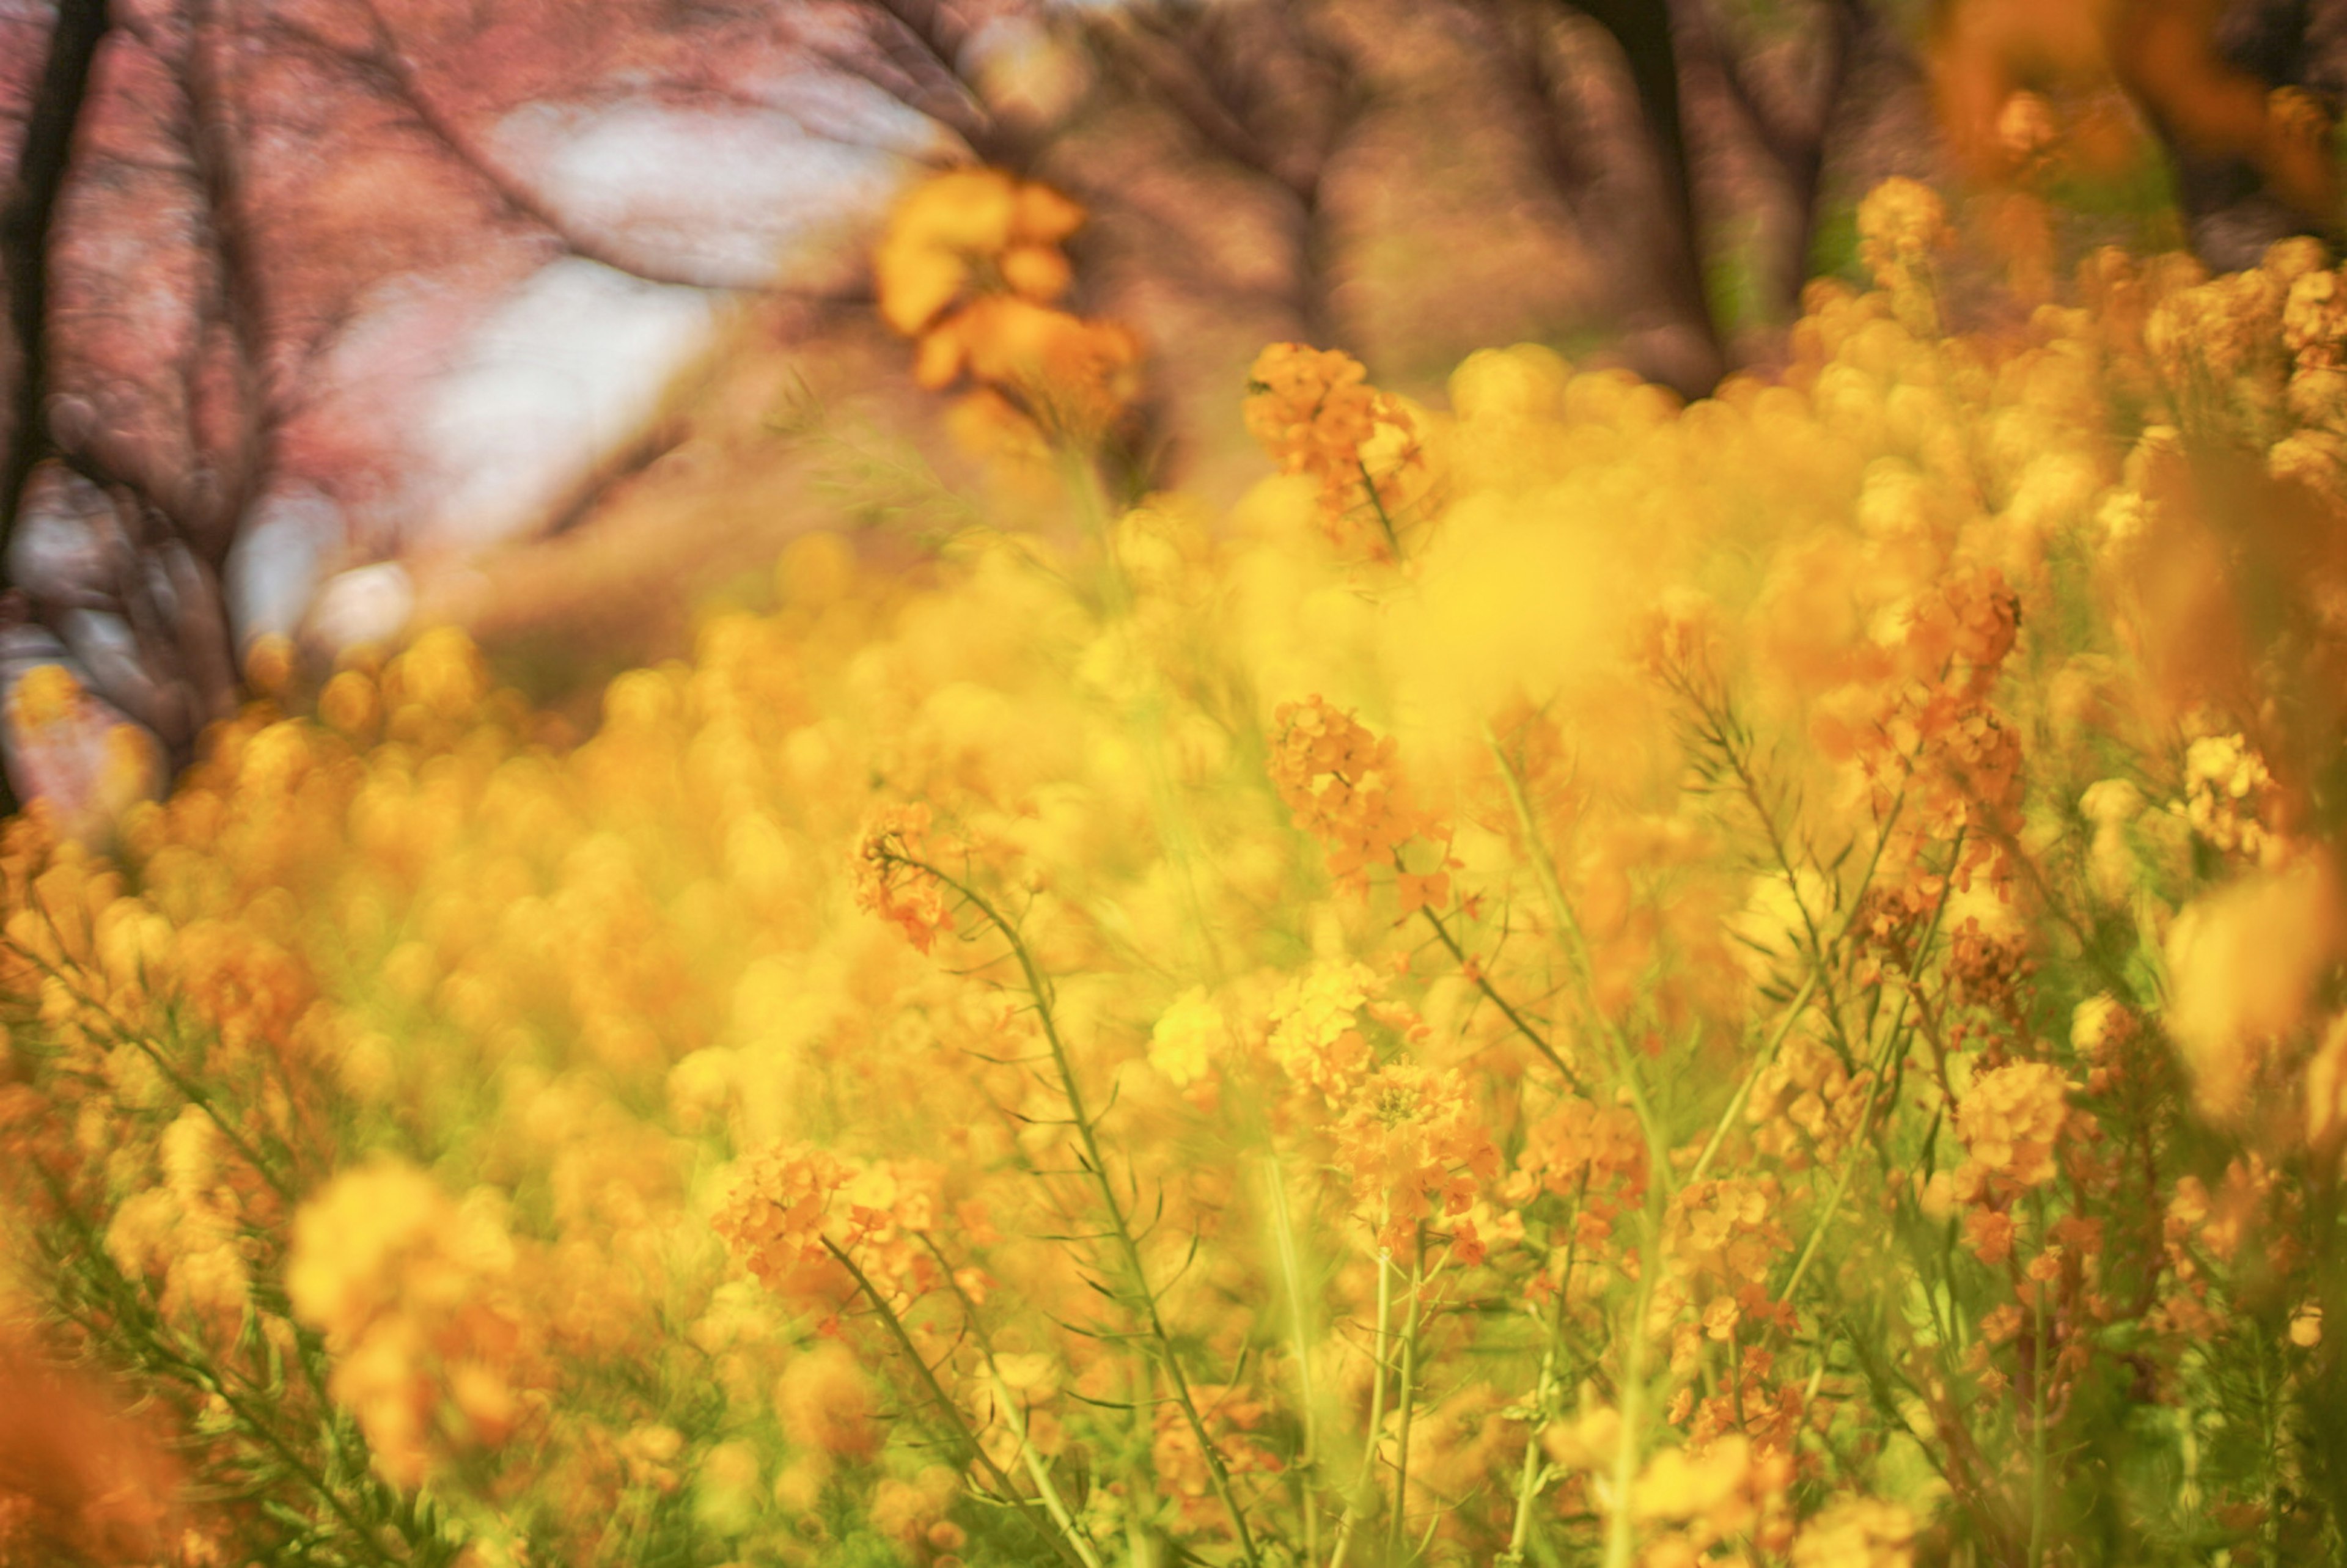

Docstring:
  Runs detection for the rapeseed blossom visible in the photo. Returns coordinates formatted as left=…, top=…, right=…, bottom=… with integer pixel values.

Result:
left=3, top=174, right=2347, bottom=1567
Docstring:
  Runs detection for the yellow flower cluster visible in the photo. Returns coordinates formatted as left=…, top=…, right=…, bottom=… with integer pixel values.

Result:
left=2182, top=731, right=2275, bottom=861
left=1854, top=177, right=1953, bottom=331
left=284, top=1158, right=538, bottom=1487
left=1955, top=1060, right=2071, bottom=1192
left=1329, top=1062, right=1500, bottom=1256
left=9, top=177, right=2347, bottom=1567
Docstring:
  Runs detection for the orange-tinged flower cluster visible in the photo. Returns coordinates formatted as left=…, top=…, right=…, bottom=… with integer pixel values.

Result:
left=853, top=803, right=955, bottom=953
left=1152, top=1382, right=1280, bottom=1530
left=1658, top=1176, right=1799, bottom=1376
left=1510, top=1091, right=1648, bottom=1220
left=875, top=167, right=1141, bottom=452
left=1814, top=563, right=2026, bottom=907
left=1744, top=1036, right=1871, bottom=1170
left=1330, top=1063, right=1501, bottom=1255
left=1267, top=697, right=1449, bottom=900
left=1264, top=959, right=1380, bottom=1099
left=1243, top=343, right=1423, bottom=555
left=711, top=1141, right=853, bottom=1292
left=2181, top=732, right=2276, bottom=861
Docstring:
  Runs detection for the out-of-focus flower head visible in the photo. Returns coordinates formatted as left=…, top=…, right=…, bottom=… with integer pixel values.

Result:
left=876, top=169, right=1082, bottom=339
left=1150, top=985, right=1229, bottom=1088
left=2182, top=733, right=2276, bottom=862
left=1790, top=1495, right=1917, bottom=1568
left=1955, top=1060, right=2072, bottom=1193
left=875, top=167, right=1142, bottom=455
left=284, top=1158, right=535, bottom=1487
left=2164, top=853, right=2340, bottom=1123
left=1856, top=178, right=1952, bottom=332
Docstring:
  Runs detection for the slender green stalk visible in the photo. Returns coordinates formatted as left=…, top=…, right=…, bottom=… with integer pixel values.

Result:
left=1328, top=1232, right=1395, bottom=1568
left=2026, top=1192, right=2051, bottom=1568
left=921, top=1234, right=1107, bottom=1568
left=1484, top=728, right=1670, bottom=1568
left=32, top=1173, right=416, bottom=1567
left=1779, top=1021, right=1907, bottom=1302
left=1385, top=1236, right=1426, bottom=1563
left=1671, top=678, right=1867, bottom=1072
left=824, top=1237, right=1090, bottom=1568
left=1358, top=459, right=1403, bottom=559
left=1500, top=1308, right=1560, bottom=1566
left=1502, top=1175, right=1589, bottom=1567
left=1683, top=970, right=1821, bottom=1193
left=1604, top=1210, right=1662, bottom=1568
left=1779, top=830, right=1964, bottom=1302
left=991, top=1361, right=1104, bottom=1568
left=10, top=932, right=297, bottom=1203
left=1414, top=897, right=1582, bottom=1091
left=1265, top=1154, right=1323, bottom=1563
left=892, top=855, right=1266, bottom=1568
left=1480, top=727, right=1666, bottom=1174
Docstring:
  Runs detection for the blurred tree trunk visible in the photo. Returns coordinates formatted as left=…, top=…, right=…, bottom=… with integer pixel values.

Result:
left=0, top=0, right=107, bottom=551
left=1569, top=0, right=1728, bottom=390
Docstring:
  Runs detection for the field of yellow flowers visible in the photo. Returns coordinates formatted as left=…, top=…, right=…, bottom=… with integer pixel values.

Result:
left=4, top=172, right=2347, bottom=1568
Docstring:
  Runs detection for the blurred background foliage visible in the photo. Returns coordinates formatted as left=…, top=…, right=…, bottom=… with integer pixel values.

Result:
left=0, top=0, right=2343, bottom=799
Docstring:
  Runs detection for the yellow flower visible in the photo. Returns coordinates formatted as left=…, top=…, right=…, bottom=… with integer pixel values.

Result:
left=2165, top=855, right=2339, bottom=1122
left=1265, top=960, right=1378, bottom=1099
left=1955, top=1061, right=2071, bottom=1189
left=1149, top=986, right=1226, bottom=1087
left=1790, top=1497, right=1917, bottom=1568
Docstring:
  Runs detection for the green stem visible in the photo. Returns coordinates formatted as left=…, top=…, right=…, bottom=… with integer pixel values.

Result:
left=823, top=1237, right=1090, bottom=1568
left=1780, top=830, right=1965, bottom=1303
left=1502, top=1178, right=1587, bottom=1567
left=921, top=1234, right=1107, bottom=1568
left=1481, top=727, right=1667, bottom=1180
left=1414, top=898, right=1582, bottom=1091
left=1328, top=1225, right=1395, bottom=1568
left=32, top=1178, right=411, bottom=1567
left=2027, top=1197, right=2049, bottom=1568
left=1604, top=1207, right=1662, bottom=1568
left=1386, top=1235, right=1425, bottom=1563
left=12, top=932, right=296, bottom=1204
left=1683, top=970, right=1820, bottom=1192
left=897, top=856, right=1266, bottom=1568
left=1265, top=1154, right=1323, bottom=1564
left=1358, top=458, right=1403, bottom=559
